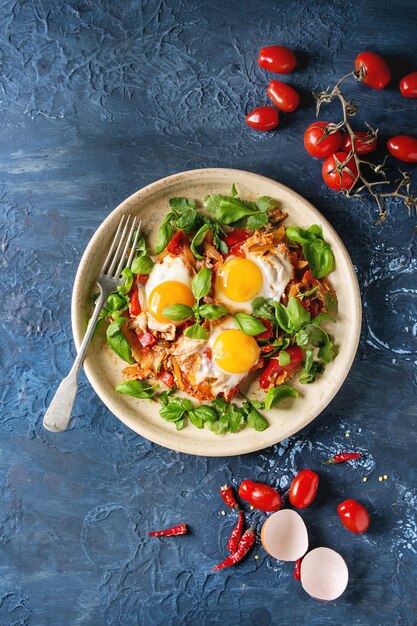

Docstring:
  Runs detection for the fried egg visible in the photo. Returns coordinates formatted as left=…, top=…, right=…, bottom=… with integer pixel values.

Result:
left=172, top=317, right=260, bottom=397
left=144, top=255, right=195, bottom=332
left=214, top=245, right=293, bottom=313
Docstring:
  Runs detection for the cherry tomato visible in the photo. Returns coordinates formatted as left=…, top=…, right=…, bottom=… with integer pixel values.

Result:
left=322, top=151, right=358, bottom=191
left=400, top=72, right=417, bottom=98
left=340, top=131, right=377, bottom=155
left=354, top=51, right=391, bottom=90
left=337, top=499, right=370, bottom=534
left=259, top=345, right=303, bottom=389
left=238, top=480, right=281, bottom=512
left=304, top=122, right=342, bottom=159
left=289, top=469, right=319, bottom=508
left=258, top=45, right=297, bottom=74
left=246, top=106, right=279, bottom=131
left=387, top=135, right=417, bottom=163
left=267, top=80, right=300, bottom=112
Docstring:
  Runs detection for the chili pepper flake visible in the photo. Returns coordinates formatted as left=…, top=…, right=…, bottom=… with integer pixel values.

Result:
left=148, top=523, right=188, bottom=537
left=220, top=485, right=239, bottom=509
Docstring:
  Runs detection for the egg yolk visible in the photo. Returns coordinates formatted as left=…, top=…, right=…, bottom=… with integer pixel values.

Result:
left=148, top=281, right=195, bottom=323
left=215, top=257, right=263, bottom=302
left=213, top=329, right=260, bottom=374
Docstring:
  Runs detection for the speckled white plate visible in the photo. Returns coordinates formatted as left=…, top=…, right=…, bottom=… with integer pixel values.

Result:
left=71, top=168, right=361, bottom=456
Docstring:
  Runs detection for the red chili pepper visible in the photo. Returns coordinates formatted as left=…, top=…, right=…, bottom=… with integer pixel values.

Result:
left=224, top=229, right=251, bottom=248
left=148, top=523, right=188, bottom=537
left=220, top=485, right=239, bottom=509
left=294, top=558, right=302, bottom=581
left=256, top=319, right=274, bottom=340
left=324, top=452, right=361, bottom=464
left=227, top=510, right=244, bottom=553
left=167, top=230, right=186, bottom=255
left=158, top=369, right=175, bottom=388
left=138, top=331, right=157, bottom=348
left=130, top=288, right=141, bottom=316
left=212, top=527, right=256, bottom=571
left=259, top=346, right=303, bottom=389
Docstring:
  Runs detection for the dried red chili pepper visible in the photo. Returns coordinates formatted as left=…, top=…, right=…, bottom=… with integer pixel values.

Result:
left=324, top=452, right=361, bottom=464
left=212, top=527, right=256, bottom=571
left=220, top=485, right=239, bottom=509
left=226, top=510, right=244, bottom=553
left=294, top=557, right=302, bottom=581
left=148, top=523, right=188, bottom=537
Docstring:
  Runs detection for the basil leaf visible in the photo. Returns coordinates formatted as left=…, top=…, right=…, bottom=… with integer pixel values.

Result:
left=231, top=183, right=238, bottom=197
left=159, top=390, right=174, bottom=406
left=256, top=196, right=275, bottom=212
left=162, top=303, right=194, bottom=321
left=287, top=297, right=311, bottom=332
left=107, top=293, right=128, bottom=313
left=190, top=224, right=210, bottom=259
left=286, top=225, right=322, bottom=245
left=135, top=234, right=148, bottom=257
left=131, top=255, right=154, bottom=275
left=117, top=268, right=134, bottom=295
left=155, top=217, right=173, bottom=254
left=188, top=410, right=204, bottom=429
left=318, top=336, right=335, bottom=363
left=160, top=399, right=185, bottom=421
left=193, top=404, right=218, bottom=423
left=106, top=319, right=134, bottom=364
left=264, top=384, right=300, bottom=410
left=246, top=212, right=269, bottom=230
left=198, top=304, right=228, bottom=320
left=184, top=322, right=209, bottom=340
left=303, top=239, right=335, bottom=279
left=175, top=417, right=185, bottom=430
left=252, top=297, right=276, bottom=322
left=227, top=404, right=245, bottom=433
left=278, top=350, right=291, bottom=366
left=234, top=313, right=267, bottom=336
left=204, top=195, right=258, bottom=224
left=243, top=401, right=269, bottom=431
left=324, top=292, right=337, bottom=313
left=274, top=302, right=293, bottom=334
left=169, top=197, right=196, bottom=212
left=211, top=396, right=228, bottom=413
left=191, top=267, right=212, bottom=300
left=115, top=380, right=157, bottom=399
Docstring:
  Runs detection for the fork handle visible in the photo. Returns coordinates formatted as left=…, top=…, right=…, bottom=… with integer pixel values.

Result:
left=43, top=290, right=108, bottom=433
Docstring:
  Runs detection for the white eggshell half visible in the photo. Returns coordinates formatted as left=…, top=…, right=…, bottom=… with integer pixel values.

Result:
left=301, top=547, right=349, bottom=601
left=261, top=509, right=308, bottom=561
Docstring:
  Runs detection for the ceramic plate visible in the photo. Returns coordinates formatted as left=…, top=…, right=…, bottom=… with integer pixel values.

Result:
left=71, top=168, right=361, bottom=456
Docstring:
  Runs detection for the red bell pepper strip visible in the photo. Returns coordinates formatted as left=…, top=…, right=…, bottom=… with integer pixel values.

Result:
left=259, top=345, right=303, bottom=389
left=130, top=289, right=141, bottom=316
left=148, top=523, right=188, bottom=537
left=138, top=331, right=157, bottom=348
left=167, top=230, right=186, bottom=255
left=158, top=370, right=175, bottom=388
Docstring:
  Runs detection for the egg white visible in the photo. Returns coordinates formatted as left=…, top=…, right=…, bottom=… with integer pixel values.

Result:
left=144, top=255, right=193, bottom=333
left=215, top=246, right=293, bottom=314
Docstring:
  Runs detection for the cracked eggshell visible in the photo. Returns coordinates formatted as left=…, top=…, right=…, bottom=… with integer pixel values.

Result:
left=261, top=509, right=308, bottom=561
left=300, top=547, right=349, bottom=601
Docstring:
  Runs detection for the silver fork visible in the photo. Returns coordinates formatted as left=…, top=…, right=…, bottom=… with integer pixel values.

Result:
left=43, top=214, right=142, bottom=433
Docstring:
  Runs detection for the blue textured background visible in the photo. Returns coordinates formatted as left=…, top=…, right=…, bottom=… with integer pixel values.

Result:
left=1, top=1, right=416, bottom=624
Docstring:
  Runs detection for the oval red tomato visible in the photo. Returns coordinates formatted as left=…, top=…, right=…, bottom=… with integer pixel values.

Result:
left=258, top=45, right=297, bottom=74
left=289, top=470, right=319, bottom=509
left=246, top=106, right=279, bottom=131
left=304, top=122, right=342, bottom=159
left=340, top=131, right=377, bottom=155
left=400, top=72, right=417, bottom=98
left=267, top=80, right=300, bottom=113
left=337, top=499, right=370, bottom=533
left=322, top=151, right=358, bottom=191
left=238, top=480, right=281, bottom=512
left=387, top=135, right=417, bottom=163
left=354, top=51, right=391, bottom=90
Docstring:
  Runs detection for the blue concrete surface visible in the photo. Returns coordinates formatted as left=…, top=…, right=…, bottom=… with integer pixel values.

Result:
left=0, top=1, right=416, bottom=624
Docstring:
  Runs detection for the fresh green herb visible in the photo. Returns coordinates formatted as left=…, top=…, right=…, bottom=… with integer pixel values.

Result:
left=106, top=317, right=134, bottom=364
left=274, top=297, right=311, bottom=334
left=190, top=224, right=210, bottom=259
left=184, top=322, right=209, bottom=340
left=324, top=292, right=337, bottom=313
left=192, top=267, right=212, bottom=300
left=169, top=197, right=196, bottom=212
left=297, top=286, right=319, bottom=300
left=188, top=409, right=204, bottom=429
left=286, top=225, right=335, bottom=279
left=295, top=323, right=335, bottom=364
left=204, top=191, right=275, bottom=230
left=251, top=297, right=277, bottom=322
left=242, top=400, right=269, bottom=431
left=231, top=183, right=238, bottom=197
left=312, top=312, right=336, bottom=325
left=115, top=380, right=157, bottom=398
left=155, top=215, right=173, bottom=254
left=117, top=267, right=134, bottom=296
left=299, top=348, right=324, bottom=384
left=162, top=303, right=194, bottom=322
left=160, top=398, right=186, bottom=422
left=131, top=255, right=154, bottom=275
left=198, top=304, right=228, bottom=320
left=234, top=313, right=267, bottom=336
left=193, top=404, right=218, bottom=423
left=278, top=350, right=291, bottom=366
left=264, top=384, right=300, bottom=410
